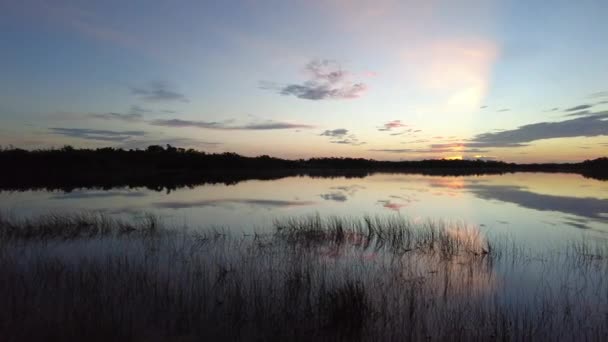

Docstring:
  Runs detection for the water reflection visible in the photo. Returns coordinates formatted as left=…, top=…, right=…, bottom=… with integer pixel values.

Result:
left=319, top=185, right=366, bottom=202
left=50, top=190, right=148, bottom=200
left=1, top=172, right=607, bottom=240
left=377, top=200, right=408, bottom=212
left=154, top=198, right=316, bottom=210
left=468, top=184, right=608, bottom=221
left=320, top=192, right=348, bottom=202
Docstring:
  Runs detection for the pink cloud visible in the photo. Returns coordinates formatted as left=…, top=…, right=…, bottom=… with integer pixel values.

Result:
left=379, top=120, right=408, bottom=131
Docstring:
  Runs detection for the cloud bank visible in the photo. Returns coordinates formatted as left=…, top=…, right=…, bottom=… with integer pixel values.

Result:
left=467, top=112, right=608, bottom=148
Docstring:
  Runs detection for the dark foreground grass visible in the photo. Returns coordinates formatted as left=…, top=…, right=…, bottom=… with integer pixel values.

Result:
left=0, top=213, right=607, bottom=341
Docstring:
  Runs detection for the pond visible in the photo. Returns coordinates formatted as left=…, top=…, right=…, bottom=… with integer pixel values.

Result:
left=2, top=172, right=607, bottom=248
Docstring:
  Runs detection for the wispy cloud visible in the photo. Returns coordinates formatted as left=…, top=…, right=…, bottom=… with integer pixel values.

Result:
left=331, top=139, right=366, bottom=146
left=130, top=105, right=151, bottom=114
left=378, top=120, right=407, bottom=131
left=266, top=59, right=368, bottom=100
left=90, top=112, right=143, bottom=122
left=400, top=139, right=429, bottom=144
left=564, top=104, right=593, bottom=112
left=49, top=128, right=146, bottom=142
left=589, top=91, right=608, bottom=99
left=150, top=119, right=314, bottom=130
left=88, top=105, right=156, bottom=122
left=564, top=110, right=593, bottom=117
left=130, top=81, right=188, bottom=102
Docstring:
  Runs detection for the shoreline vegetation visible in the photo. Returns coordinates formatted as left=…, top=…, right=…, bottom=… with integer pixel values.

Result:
left=0, top=145, right=606, bottom=191
left=1, top=212, right=607, bottom=341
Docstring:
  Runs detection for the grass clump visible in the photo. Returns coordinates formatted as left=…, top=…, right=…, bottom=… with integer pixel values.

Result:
left=275, top=214, right=493, bottom=260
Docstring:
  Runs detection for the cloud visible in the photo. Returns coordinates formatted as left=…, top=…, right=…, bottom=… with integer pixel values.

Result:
left=564, top=104, right=593, bottom=112
left=320, top=128, right=348, bottom=138
left=150, top=118, right=314, bottom=130
left=320, top=128, right=365, bottom=145
left=88, top=105, right=155, bottom=122
left=90, top=112, right=143, bottom=122
left=130, top=81, right=188, bottom=102
left=378, top=120, right=407, bottom=131
left=279, top=83, right=367, bottom=100
left=400, top=139, right=429, bottom=144
left=129, top=105, right=151, bottom=114
left=331, top=139, right=366, bottom=146
left=320, top=192, right=348, bottom=202
left=564, top=110, right=592, bottom=117
left=270, top=59, right=368, bottom=100
left=589, top=91, right=608, bottom=99
left=467, top=112, right=608, bottom=148
left=49, top=128, right=146, bottom=142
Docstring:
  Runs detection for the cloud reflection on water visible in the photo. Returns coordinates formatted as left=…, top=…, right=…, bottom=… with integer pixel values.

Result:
left=154, top=198, right=315, bottom=210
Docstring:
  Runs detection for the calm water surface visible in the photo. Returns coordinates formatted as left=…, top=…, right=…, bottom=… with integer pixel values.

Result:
left=2, top=172, right=607, bottom=247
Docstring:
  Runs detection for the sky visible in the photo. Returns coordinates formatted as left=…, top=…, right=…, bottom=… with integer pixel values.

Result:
left=1, top=0, right=607, bottom=163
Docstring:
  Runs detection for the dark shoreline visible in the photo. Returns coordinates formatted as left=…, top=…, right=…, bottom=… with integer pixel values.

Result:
left=1, top=146, right=606, bottom=191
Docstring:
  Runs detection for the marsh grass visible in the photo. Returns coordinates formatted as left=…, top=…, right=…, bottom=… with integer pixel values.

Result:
left=0, top=213, right=607, bottom=341
left=275, top=215, right=493, bottom=260
left=0, top=211, right=161, bottom=240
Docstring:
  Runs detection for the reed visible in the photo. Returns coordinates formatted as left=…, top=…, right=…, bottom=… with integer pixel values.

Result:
left=0, top=213, right=606, bottom=341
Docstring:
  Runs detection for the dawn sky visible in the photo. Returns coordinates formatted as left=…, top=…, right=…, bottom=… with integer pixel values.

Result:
left=1, top=0, right=607, bottom=162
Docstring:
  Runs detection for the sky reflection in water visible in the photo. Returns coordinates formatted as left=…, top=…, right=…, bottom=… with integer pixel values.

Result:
left=1, top=172, right=607, bottom=247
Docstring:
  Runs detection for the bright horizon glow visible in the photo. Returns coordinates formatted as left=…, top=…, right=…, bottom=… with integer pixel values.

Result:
left=0, top=0, right=607, bottom=162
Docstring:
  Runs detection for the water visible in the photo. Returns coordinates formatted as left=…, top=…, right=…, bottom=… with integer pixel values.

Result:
left=1, top=172, right=607, bottom=247
left=2, top=171, right=608, bottom=339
